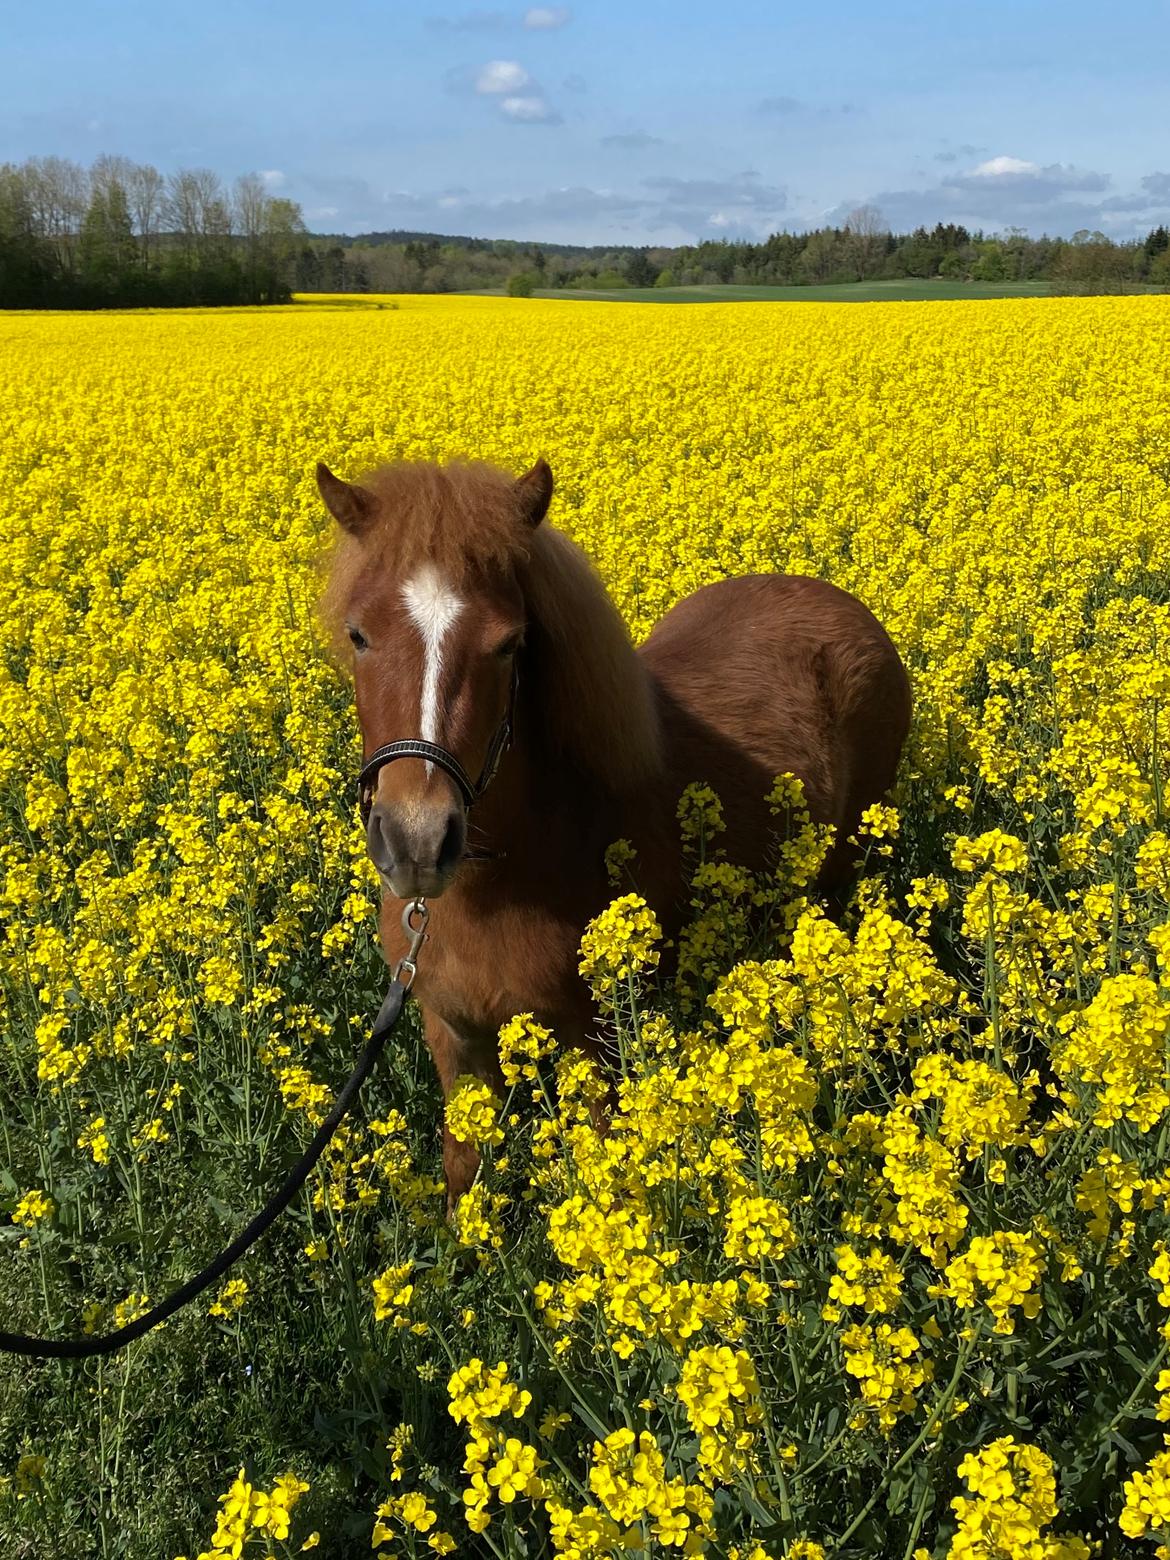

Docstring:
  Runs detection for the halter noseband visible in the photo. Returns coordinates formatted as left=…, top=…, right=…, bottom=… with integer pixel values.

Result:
left=357, top=661, right=519, bottom=827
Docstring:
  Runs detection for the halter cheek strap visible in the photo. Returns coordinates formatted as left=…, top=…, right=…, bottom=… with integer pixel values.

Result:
left=357, top=661, right=518, bottom=825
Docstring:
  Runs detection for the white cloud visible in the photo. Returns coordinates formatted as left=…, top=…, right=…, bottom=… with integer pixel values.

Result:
left=972, top=156, right=1040, bottom=178
left=500, top=93, right=557, bottom=121
left=643, top=172, right=785, bottom=221
left=260, top=169, right=286, bottom=189
left=963, top=161, right=1110, bottom=196
left=524, top=6, right=571, bottom=26
left=831, top=157, right=1150, bottom=238
left=303, top=175, right=785, bottom=243
left=475, top=59, right=530, bottom=93
left=462, top=56, right=560, bottom=121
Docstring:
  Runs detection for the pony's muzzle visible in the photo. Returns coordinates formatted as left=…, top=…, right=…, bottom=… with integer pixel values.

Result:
left=367, top=798, right=466, bottom=899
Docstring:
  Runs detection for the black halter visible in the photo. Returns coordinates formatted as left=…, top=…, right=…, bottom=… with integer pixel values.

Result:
left=357, top=661, right=519, bottom=826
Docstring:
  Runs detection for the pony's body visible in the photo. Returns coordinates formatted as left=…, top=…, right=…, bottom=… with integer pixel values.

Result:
left=319, top=458, right=911, bottom=1200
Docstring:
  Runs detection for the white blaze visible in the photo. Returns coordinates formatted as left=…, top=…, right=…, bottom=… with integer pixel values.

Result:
left=401, top=565, right=465, bottom=765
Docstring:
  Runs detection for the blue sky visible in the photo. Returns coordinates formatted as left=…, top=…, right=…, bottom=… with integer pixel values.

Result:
left=4, top=0, right=1169, bottom=243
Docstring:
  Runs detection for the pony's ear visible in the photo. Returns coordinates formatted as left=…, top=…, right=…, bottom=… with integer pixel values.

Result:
left=316, top=462, right=375, bottom=534
left=515, top=458, right=553, bottom=528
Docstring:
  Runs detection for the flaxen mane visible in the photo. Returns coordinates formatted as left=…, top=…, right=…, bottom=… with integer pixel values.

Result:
left=319, top=458, right=662, bottom=794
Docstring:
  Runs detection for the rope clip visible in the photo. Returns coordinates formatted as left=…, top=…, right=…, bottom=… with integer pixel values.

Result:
left=393, top=898, right=429, bottom=990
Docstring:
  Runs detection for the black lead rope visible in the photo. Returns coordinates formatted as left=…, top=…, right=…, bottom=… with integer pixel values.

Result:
left=0, top=978, right=410, bottom=1361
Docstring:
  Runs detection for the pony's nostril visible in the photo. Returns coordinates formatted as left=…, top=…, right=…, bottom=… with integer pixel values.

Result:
left=367, top=806, right=398, bottom=875
left=367, top=802, right=463, bottom=885
left=436, top=809, right=466, bottom=874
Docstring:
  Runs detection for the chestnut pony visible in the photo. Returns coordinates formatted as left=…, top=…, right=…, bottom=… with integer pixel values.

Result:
left=318, top=456, right=911, bottom=1201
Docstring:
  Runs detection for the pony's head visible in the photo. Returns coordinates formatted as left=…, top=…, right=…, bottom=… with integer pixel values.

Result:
left=319, top=455, right=662, bottom=901
left=318, top=457, right=552, bottom=898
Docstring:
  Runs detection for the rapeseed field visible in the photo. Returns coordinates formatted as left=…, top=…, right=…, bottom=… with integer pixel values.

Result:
left=3, top=294, right=1170, bottom=1557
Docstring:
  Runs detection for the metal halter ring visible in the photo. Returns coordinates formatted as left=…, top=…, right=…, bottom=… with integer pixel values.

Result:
left=392, top=898, right=429, bottom=990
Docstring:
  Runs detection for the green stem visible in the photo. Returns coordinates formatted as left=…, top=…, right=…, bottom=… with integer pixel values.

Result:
left=835, top=1331, right=977, bottom=1548
left=1107, top=1337, right=1169, bottom=1432
left=495, top=1245, right=613, bottom=1441
left=900, top=1465, right=935, bottom=1560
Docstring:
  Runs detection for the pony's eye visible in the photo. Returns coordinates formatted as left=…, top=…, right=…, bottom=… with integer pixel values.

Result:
left=347, top=624, right=369, bottom=652
left=495, top=633, right=522, bottom=660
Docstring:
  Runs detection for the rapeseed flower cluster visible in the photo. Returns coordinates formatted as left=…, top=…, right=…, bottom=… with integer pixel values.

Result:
left=173, top=1468, right=313, bottom=1559
left=577, top=893, right=663, bottom=999
left=445, top=1077, right=506, bottom=1150
left=947, top=1438, right=1089, bottom=1559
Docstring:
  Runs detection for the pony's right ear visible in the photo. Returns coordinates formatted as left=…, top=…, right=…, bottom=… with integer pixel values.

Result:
left=316, top=462, right=375, bottom=534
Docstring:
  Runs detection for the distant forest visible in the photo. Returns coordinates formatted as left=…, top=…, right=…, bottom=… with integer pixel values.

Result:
left=2, top=158, right=1168, bottom=308
left=328, top=207, right=1170, bottom=297
left=0, top=156, right=305, bottom=307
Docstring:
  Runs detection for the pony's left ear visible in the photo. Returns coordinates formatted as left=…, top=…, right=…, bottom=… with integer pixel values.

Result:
left=516, top=458, right=553, bottom=528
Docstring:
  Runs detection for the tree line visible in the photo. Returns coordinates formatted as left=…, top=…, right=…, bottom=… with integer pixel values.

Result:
left=0, top=156, right=306, bottom=307
left=2, top=164, right=1168, bottom=307
left=325, top=209, right=1170, bottom=296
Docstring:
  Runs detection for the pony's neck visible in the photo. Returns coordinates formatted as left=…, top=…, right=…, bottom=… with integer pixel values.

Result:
left=513, top=526, right=664, bottom=796
left=461, top=648, right=652, bottom=880
left=451, top=552, right=670, bottom=913
left=453, top=662, right=685, bottom=939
